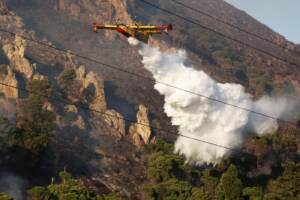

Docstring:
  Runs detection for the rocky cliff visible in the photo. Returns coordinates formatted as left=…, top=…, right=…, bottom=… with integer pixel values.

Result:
left=129, top=104, right=154, bottom=147
left=0, top=65, right=18, bottom=99
left=0, top=3, right=151, bottom=199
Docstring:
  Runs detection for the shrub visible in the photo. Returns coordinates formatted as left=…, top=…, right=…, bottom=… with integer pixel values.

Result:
left=27, top=79, right=52, bottom=98
left=11, top=79, right=54, bottom=154
left=27, top=186, right=53, bottom=200
left=58, top=68, right=76, bottom=86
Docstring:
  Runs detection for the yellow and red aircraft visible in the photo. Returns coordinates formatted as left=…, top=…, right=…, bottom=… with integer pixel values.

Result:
left=92, top=22, right=172, bottom=43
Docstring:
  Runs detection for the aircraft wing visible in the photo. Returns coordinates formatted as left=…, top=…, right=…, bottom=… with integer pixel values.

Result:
left=129, top=24, right=173, bottom=32
left=93, top=23, right=118, bottom=32
left=92, top=22, right=172, bottom=43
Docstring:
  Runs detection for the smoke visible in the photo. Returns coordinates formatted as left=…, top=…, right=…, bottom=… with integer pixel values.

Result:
left=128, top=37, right=299, bottom=165
left=0, top=173, right=26, bottom=200
left=0, top=99, right=15, bottom=120
left=0, top=101, right=22, bottom=200
left=248, top=96, right=298, bottom=135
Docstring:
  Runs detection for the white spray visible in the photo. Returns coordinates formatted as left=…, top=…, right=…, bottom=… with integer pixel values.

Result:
left=128, top=38, right=298, bottom=165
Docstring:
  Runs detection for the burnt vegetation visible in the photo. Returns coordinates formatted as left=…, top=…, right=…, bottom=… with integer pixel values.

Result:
left=0, top=80, right=54, bottom=169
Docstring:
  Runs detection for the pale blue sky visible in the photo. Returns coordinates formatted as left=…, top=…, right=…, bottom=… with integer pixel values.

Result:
left=225, top=0, right=300, bottom=44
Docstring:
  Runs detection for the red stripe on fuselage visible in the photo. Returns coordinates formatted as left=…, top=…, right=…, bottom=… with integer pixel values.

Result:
left=116, top=27, right=132, bottom=37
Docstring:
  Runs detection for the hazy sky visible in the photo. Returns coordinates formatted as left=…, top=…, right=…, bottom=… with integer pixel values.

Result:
left=225, top=0, right=300, bottom=44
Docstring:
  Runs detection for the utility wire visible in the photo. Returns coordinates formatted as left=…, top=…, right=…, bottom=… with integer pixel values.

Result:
left=0, top=28, right=298, bottom=128
left=0, top=81, right=243, bottom=153
left=169, top=0, right=299, bottom=54
left=138, top=0, right=300, bottom=69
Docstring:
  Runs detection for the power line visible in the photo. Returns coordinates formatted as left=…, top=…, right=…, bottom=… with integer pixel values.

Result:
left=0, top=28, right=298, bottom=128
left=169, top=0, right=299, bottom=54
left=0, top=81, right=243, bottom=153
left=138, top=0, right=300, bottom=69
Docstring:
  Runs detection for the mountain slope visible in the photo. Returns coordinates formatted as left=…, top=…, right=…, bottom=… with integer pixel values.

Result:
left=0, top=2, right=152, bottom=199
left=1, top=0, right=300, bottom=199
left=6, top=0, right=300, bottom=110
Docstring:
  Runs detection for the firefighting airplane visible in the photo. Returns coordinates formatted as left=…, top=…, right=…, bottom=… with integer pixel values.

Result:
left=92, top=22, right=173, bottom=43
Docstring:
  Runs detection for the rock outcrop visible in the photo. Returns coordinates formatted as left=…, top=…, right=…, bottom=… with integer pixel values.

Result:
left=0, top=1, right=8, bottom=14
left=62, top=105, right=86, bottom=130
left=3, top=36, right=35, bottom=79
left=104, top=109, right=126, bottom=137
left=0, top=65, right=18, bottom=99
left=76, top=65, right=106, bottom=111
left=129, top=104, right=153, bottom=147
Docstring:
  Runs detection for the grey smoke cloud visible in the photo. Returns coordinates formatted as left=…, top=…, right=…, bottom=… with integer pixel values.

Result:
left=0, top=99, right=15, bottom=120
left=0, top=173, right=26, bottom=200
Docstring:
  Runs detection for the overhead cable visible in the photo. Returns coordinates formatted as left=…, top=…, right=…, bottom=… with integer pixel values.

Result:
left=0, top=28, right=298, bottom=128
left=0, top=81, right=243, bottom=152
left=169, top=0, right=299, bottom=54
left=138, top=0, right=300, bottom=69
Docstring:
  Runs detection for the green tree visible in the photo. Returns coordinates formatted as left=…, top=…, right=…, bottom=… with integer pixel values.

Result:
left=0, top=116, right=14, bottom=152
left=97, top=193, right=123, bottom=200
left=28, top=171, right=123, bottom=200
left=201, top=169, right=219, bottom=199
left=58, top=68, right=76, bottom=86
left=147, top=151, right=185, bottom=182
left=216, top=165, right=243, bottom=200
left=144, top=178, right=193, bottom=200
left=264, top=162, right=300, bottom=199
left=11, top=79, right=54, bottom=154
left=145, top=139, right=174, bottom=154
